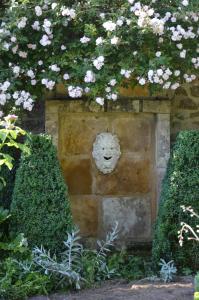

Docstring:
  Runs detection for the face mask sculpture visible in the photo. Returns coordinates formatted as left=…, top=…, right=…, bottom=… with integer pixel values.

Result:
left=92, top=133, right=121, bottom=174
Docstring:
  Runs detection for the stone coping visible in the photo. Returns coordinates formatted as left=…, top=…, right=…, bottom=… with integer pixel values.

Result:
left=46, top=99, right=171, bottom=114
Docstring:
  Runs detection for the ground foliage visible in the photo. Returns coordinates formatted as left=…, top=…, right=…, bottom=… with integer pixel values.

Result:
left=152, top=130, right=199, bottom=271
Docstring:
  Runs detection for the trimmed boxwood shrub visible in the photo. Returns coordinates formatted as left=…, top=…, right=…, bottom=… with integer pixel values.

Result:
left=0, top=146, right=20, bottom=209
left=152, top=130, right=199, bottom=271
left=10, top=134, right=73, bottom=253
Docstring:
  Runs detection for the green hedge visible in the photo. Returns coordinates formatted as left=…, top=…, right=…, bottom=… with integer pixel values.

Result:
left=0, top=146, right=20, bottom=209
left=10, top=134, right=73, bottom=253
left=152, top=130, right=199, bottom=271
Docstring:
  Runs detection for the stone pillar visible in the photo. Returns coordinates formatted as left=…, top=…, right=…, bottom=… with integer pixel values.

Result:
left=155, top=114, right=170, bottom=208
left=45, top=101, right=63, bottom=147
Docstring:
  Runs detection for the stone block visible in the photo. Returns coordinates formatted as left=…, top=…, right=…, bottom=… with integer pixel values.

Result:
left=175, top=98, right=197, bottom=110
left=45, top=100, right=63, bottom=114
left=120, top=84, right=149, bottom=97
left=70, top=195, right=99, bottom=237
left=112, top=115, right=153, bottom=154
left=190, top=85, right=199, bottom=97
left=94, top=156, right=151, bottom=195
left=59, top=113, right=109, bottom=156
left=175, top=86, right=188, bottom=96
left=107, top=100, right=140, bottom=112
left=61, top=158, right=92, bottom=195
left=156, top=167, right=167, bottom=205
left=100, top=196, right=151, bottom=245
left=143, top=100, right=171, bottom=113
left=155, top=114, right=170, bottom=169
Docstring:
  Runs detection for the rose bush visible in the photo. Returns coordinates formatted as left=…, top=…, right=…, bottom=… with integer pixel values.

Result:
left=0, top=0, right=198, bottom=113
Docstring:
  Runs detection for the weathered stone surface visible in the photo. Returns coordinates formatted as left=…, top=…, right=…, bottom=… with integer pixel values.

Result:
left=45, top=102, right=171, bottom=245
left=100, top=196, right=151, bottom=245
left=45, top=100, right=64, bottom=114
left=178, top=98, right=197, bottom=110
left=112, top=115, right=153, bottom=154
left=22, top=101, right=45, bottom=133
left=156, top=168, right=167, bottom=205
left=107, top=99, right=140, bottom=112
left=70, top=195, right=99, bottom=237
left=190, top=111, right=199, bottom=118
left=59, top=113, right=109, bottom=156
left=175, top=87, right=188, bottom=96
left=120, top=84, right=149, bottom=97
left=155, top=114, right=170, bottom=169
left=143, top=100, right=171, bottom=113
left=94, top=157, right=151, bottom=195
left=190, top=85, right=199, bottom=97
left=61, top=158, right=92, bottom=195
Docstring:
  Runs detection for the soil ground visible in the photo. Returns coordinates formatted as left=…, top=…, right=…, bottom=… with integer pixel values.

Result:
left=30, top=276, right=194, bottom=300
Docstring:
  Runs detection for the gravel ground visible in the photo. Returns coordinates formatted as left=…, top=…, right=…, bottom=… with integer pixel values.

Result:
left=29, top=276, right=194, bottom=300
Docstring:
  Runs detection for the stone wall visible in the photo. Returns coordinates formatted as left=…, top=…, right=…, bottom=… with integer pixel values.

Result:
left=24, top=83, right=199, bottom=139
left=171, top=83, right=199, bottom=141
left=23, top=82, right=198, bottom=247
left=45, top=99, right=170, bottom=247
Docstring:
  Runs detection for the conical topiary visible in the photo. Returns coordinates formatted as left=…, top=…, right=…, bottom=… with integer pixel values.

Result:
left=10, top=134, right=73, bottom=253
left=152, top=130, right=199, bottom=271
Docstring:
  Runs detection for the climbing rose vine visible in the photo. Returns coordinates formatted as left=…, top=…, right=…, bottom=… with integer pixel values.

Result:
left=0, top=0, right=198, bottom=113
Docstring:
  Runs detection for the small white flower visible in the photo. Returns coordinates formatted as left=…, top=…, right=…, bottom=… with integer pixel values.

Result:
left=61, top=45, right=66, bottom=50
left=35, top=6, right=42, bottom=16
left=111, top=36, right=119, bottom=45
left=18, top=51, right=27, bottom=58
left=105, top=87, right=111, bottom=93
left=116, top=19, right=123, bottom=26
left=139, top=78, right=146, bottom=85
left=176, top=43, right=183, bottom=49
left=85, top=87, right=90, bottom=93
left=111, top=93, right=118, bottom=101
left=93, top=56, right=104, bottom=70
left=0, top=94, right=7, bottom=105
left=80, top=36, right=90, bottom=44
left=100, top=13, right=105, bottom=19
left=68, top=86, right=83, bottom=98
left=32, top=21, right=40, bottom=31
left=157, top=69, right=163, bottom=76
left=156, top=51, right=161, bottom=57
left=63, top=73, right=70, bottom=80
left=96, top=97, right=104, bottom=105
left=96, top=37, right=104, bottom=46
left=12, top=45, right=18, bottom=54
left=40, top=34, right=51, bottom=46
left=174, top=70, right=181, bottom=76
left=27, top=70, right=35, bottom=78
left=103, top=21, right=116, bottom=32
left=31, top=79, right=37, bottom=85
left=109, top=79, right=117, bottom=86
left=182, top=0, right=189, bottom=6
left=51, top=3, right=57, bottom=9
left=163, top=82, right=171, bottom=89
left=84, top=70, right=96, bottom=83
left=180, top=49, right=186, bottom=58
left=13, top=66, right=20, bottom=74
left=17, top=17, right=27, bottom=29
left=11, top=36, right=17, bottom=43
left=62, top=8, right=76, bottom=19
left=49, top=64, right=60, bottom=72
left=38, top=60, right=43, bottom=65
left=171, top=82, right=180, bottom=90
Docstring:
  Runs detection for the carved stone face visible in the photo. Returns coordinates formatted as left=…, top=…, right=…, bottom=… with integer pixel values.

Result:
left=92, top=133, right=121, bottom=174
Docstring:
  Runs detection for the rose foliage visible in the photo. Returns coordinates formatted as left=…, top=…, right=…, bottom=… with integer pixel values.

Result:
left=0, top=0, right=198, bottom=112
